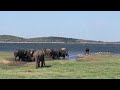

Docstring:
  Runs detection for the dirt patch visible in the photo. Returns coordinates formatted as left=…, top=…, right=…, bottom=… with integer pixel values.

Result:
left=0, top=59, right=24, bottom=64
left=0, top=58, right=30, bottom=70
left=0, top=59, right=13, bottom=64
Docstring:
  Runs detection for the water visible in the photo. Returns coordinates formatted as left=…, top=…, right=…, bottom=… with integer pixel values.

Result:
left=0, top=43, right=120, bottom=60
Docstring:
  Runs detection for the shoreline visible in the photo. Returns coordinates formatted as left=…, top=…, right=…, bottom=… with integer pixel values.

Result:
left=1, top=51, right=120, bottom=57
left=0, top=42, right=120, bottom=44
left=0, top=42, right=65, bottom=44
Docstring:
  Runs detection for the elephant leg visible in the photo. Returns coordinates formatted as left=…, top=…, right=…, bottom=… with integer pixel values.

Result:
left=36, top=62, right=38, bottom=69
left=41, top=61, right=44, bottom=67
left=32, top=57, right=35, bottom=62
left=19, top=57, right=22, bottom=61
left=52, top=56, right=55, bottom=59
left=63, top=56, right=65, bottom=59
left=18, top=56, right=20, bottom=61
left=35, top=58, right=38, bottom=69
left=52, top=57, right=54, bottom=59
left=22, top=58, right=24, bottom=61
left=44, top=60, right=45, bottom=66
left=58, top=56, right=60, bottom=60
left=38, top=60, right=40, bottom=67
left=43, top=57, right=45, bottom=66
left=63, top=54, right=65, bottom=59
left=36, top=61, right=39, bottom=69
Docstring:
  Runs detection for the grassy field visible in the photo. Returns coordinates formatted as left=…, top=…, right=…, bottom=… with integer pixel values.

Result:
left=0, top=52, right=120, bottom=79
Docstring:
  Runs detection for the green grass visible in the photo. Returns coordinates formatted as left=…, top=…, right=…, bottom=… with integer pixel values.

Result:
left=0, top=52, right=14, bottom=59
left=0, top=52, right=120, bottom=79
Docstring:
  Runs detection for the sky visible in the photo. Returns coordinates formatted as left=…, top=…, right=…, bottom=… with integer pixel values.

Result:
left=0, top=11, right=120, bottom=42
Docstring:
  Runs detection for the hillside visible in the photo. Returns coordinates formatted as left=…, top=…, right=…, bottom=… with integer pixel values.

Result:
left=27, top=36, right=79, bottom=43
left=0, top=35, right=105, bottom=44
left=0, top=35, right=26, bottom=42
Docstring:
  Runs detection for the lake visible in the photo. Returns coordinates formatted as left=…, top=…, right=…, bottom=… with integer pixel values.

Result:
left=0, top=43, right=120, bottom=60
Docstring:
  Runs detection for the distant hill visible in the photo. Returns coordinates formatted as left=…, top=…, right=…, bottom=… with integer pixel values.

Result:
left=0, top=35, right=117, bottom=44
left=27, top=36, right=79, bottom=43
left=0, top=35, right=26, bottom=42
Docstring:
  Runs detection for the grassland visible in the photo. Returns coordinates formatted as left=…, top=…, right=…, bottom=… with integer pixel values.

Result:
left=0, top=52, right=120, bottom=79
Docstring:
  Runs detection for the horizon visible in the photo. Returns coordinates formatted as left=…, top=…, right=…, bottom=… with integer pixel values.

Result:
left=0, top=34, right=90, bottom=40
left=0, top=34, right=119, bottom=42
left=0, top=11, right=120, bottom=42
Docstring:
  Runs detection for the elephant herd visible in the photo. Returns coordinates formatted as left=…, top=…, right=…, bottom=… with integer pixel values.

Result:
left=14, top=48, right=69, bottom=69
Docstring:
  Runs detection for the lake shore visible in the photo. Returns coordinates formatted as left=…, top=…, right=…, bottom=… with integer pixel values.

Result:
left=0, top=51, right=120, bottom=61
left=76, top=52, right=120, bottom=61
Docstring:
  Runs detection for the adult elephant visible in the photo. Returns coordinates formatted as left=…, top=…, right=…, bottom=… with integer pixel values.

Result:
left=60, top=48, right=69, bottom=59
left=26, top=49, right=36, bottom=62
left=49, top=48, right=69, bottom=59
left=45, top=49, right=53, bottom=57
left=14, top=49, right=36, bottom=61
left=33, top=48, right=46, bottom=69
left=14, top=49, right=27, bottom=61
left=50, top=49, right=61, bottom=59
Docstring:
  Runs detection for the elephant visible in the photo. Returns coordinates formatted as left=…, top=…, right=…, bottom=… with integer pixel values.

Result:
left=14, top=49, right=36, bottom=62
left=33, top=48, right=46, bottom=69
left=50, top=49, right=61, bottom=59
left=14, top=49, right=28, bottom=61
left=44, top=49, right=53, bottom=57
left=25, top=49, right=36, bottom=62
left=42, top=48, right=60, bottom=59
left=60, top=48, right=68, bottom=53
left=60, top=48, right=69, bottom=59
left=49, top=48, right=69, bottom=59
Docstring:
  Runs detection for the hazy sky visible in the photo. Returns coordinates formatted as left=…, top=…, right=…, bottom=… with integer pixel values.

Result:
left=0, top=11, right=120, bottom=41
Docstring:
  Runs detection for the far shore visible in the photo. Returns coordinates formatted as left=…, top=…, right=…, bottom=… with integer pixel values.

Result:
left=0, top=41, right=120, bottom=44
left=0, top=42, right=65, bottom=44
